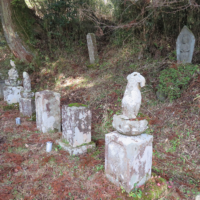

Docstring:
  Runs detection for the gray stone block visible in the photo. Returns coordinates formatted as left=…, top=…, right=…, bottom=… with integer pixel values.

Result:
left=87, top=33, right=98, bottom=64
left=19, top=98, right=35, bottom=117
left=105, top=131, right=153, bottom=193
left=56, top=139, right=95, bottom=156
left=3, top=86, right=23, bottom=104
left=35, top=90, right=61, bottom=133
left=62, top=105, right=92, bottom=147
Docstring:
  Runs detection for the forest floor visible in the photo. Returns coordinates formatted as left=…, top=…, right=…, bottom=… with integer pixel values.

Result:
left=0, top=38, right=200, bottom=199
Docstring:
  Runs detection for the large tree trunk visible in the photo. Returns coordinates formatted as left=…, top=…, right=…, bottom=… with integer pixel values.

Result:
left=0, top=0, right=33, bottom=63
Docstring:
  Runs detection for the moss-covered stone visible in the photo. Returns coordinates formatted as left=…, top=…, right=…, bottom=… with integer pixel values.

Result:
left=68, top=103, right=88, bottom=108
left=129, top=176, right=167, bottom=200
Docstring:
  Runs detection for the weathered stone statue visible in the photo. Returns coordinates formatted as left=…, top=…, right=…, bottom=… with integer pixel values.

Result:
left=3, top=60, right=23, bottom=104
left=122, top=72, right=145, bottom=119
left=176, top=26, right=195, bottom=64
left=105, top=71, right=153, bottom=193
left=19, top=72, right=35, bottom=117
left=113, top=72, right=148, bottom=136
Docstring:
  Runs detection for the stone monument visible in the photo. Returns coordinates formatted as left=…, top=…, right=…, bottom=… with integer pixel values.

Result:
left=3, top=60, right=23, bottom=104
left=57, top=104, right=95, bottom=155
left=0, top=73, right=5, bottom=99
left=19, top=72, right=35, bottom=117
left=176, top=26, right=195, bottom=64
left=35, top=90, right=61, bottom=133
left=87, top=33, right=98, bottom=64
left=105, top=72, right=153, bottom=193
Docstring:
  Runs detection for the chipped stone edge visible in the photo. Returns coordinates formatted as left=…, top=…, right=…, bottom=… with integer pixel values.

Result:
left=56, top=139, right=96, bottom=156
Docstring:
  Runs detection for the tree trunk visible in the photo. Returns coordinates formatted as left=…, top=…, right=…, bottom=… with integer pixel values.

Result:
left=0, top=0, right=33, bottom=63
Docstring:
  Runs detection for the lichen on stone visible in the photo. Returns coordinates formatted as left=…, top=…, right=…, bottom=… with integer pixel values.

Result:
left=68, top=103, right=88, bottom=108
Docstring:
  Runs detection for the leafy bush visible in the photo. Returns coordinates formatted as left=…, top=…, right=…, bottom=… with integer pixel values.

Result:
left=157, top=64, right=198, bottom=101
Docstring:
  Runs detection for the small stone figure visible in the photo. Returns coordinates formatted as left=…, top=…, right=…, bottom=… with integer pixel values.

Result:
left=176, top=26, right=195, bottom=64
left=5, top=60, right=22, bottom=86
left=3, top=60, right=23, bottom=104
left=19, top=72, right=35, bottom=117
left=122, top=72, right=145, bottom=119
left=112, top=72, right=148, bottom=136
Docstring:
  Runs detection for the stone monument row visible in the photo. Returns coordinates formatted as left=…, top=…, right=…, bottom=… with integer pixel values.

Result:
left=87, top=33, right=98, bottom=64
left=176, top=26, right=195, bottom=64
left=19, top=72, right=35, bottom=117
left=3, top=60, right=23, bottom=104
left=105, top=72, right=153, bottom=193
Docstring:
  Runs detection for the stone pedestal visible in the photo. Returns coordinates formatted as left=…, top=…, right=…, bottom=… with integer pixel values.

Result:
left=19, top=98, right=35, bottom=117
left=112, top=114, right=148, bottom=136
left=87, top=33, right=98, bottom=64
left=0, top=80, right=5, bottom=99
left=62, top=105, right=92, bottom=147
left=105, top=131, right=153, bottom=193
left=3, top=86, right=23, bottom=104
left=57, top=105, right=95, bottom=155
left=35, top=90, right=61, bottom=133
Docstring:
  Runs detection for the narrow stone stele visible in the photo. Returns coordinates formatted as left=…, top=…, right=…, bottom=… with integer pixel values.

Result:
left=105, top=131, right=153, bottom=193
left=105, top=72, right=153, bottom=193
left=35, top=90, right=61, bottom=133
left=19, top=72, right=35, bottom=117
left=56, top=105, right=95, bottom=155
left=3, top=60, right=23, bottom=104
left=87, top=33, right=98, bottom=64
left=176, top=26, right=195, bottom=64
left=0, top=73, right=5, bottom=99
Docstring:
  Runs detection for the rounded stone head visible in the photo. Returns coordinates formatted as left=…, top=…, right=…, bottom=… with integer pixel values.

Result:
left=10, top=60, right=16, bottom=68
left=23, top=72, right=29, bottom=79
left=127, top=72, right=145, bottom=88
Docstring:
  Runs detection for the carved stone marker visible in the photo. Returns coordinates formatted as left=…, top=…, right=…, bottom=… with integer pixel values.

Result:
left=35, top=90, right=61, bottom=133
left=105, top=72, right=153, bottom=193
left=105, top=131, right=153, bottom=193
left=3, top=60, right=23, bottom=104
left=19, top=72, right=35, bottom=117
left=87, top=33, right=98, bottom=64
left=0, top=73, right=5, bottom=99
left=176, top=26, right=195, bottom=64
left=57, top=104, right=95, bottom=155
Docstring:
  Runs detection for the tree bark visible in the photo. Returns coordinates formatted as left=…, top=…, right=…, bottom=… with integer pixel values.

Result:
left=0, top=0, right=33, bottom=63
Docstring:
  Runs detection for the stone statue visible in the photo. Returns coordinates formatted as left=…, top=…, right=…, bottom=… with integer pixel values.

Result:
left=176, top=26, right=195, bottom=64
left=23, top=72, right=31, bottom=92
left=112, top=72, right=148, bottom=136
left=3, top=60, right=23, bottom=104
left=5, top=60, right=21, bottom=86
left=122, top=72, right=145, bottom=119
left=21, top=72, right=34, bottom=98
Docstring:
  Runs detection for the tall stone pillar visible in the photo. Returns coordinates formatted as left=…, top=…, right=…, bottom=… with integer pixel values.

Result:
left=19, top=72, right=35, bottom=117
left=87, top=33, right=98, bottom=64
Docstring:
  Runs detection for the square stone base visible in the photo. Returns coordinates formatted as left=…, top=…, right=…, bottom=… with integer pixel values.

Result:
left=105, top=131, right=153, bottom=193
left=3, top=86, right=23, bottom=104
left=19, top=98, right=35, bottom=117
left=56, top=139, right=96, bottom=156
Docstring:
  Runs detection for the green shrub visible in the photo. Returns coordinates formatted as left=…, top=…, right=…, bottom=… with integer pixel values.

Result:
left=157, top=64, right=198, bottom=101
